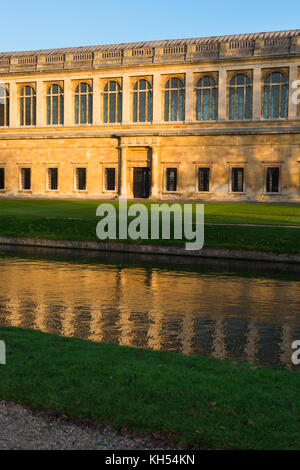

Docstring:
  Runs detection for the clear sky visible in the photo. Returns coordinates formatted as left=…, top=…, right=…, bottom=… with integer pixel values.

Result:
left=1, top=0, right=300, bottom=52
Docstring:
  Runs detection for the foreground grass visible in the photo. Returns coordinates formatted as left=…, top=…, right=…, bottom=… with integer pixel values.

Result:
left=0, top=326, right=299, bottom=450
left=0, top=215, right=299, bottom=253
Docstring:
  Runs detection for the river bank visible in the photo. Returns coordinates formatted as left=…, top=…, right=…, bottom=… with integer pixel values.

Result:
left=0, top=201, right=300, bottom=261
left=0, top=234, right=300, bottom=264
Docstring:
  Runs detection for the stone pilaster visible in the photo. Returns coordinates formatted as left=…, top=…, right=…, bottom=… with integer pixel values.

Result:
left=63, top=78, right=73, bottom=126
left=120, top=145, right=128, bottom=196
left=185, top=71, right=194, bottom=122
left=151, top=146, right=160, bottom=198
left=92, top=78, right=101, bottom=125
left=289, top=65, right=298, bottom=119
left=8, top=81, right=18, bottom=128
left=218, top=68, right=227, bottom=120
left=36, top=79, right=45, bottom=127
left=152, top=72, right=161, bottom=123
left=122, top=74, right=131, bottom=124
left=252, top=67, right=262, bottom=120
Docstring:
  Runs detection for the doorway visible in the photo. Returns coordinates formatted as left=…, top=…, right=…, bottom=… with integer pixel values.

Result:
left=133, top=167, right=150, bottom=198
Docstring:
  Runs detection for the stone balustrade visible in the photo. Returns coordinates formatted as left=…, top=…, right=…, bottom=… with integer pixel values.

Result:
left=0, top=35, right=299, bottom=74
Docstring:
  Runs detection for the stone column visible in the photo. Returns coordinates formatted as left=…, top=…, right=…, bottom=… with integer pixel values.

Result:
left=122, top=74, right=131, bottom=124
left=252, top=67, right=262, bottom=120
left=8, top=81, right=18, bottom=128
left=36, top=79, right=45, bottom=127
left=120, top=145, right=128, bottom=197
left=92, top=78, right=101, bottom=125
left=63, top=78, right=73, bottom=126
left=218, top=68, right=227, bottom=120
left=185, top=70, right=194, bottom=122
left=152, top=71, right=161, bottom=123
left=151, top=145, right=160, bottom=198
left=289, top=65, right=298, bottom=119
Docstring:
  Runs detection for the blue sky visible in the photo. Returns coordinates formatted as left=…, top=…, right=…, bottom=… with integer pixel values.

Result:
left=2, top=0, right=300, bottom=52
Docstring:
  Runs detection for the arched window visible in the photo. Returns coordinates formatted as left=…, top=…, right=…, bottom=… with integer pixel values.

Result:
left=264, top=72, right=288, bottom=119
left=20, top=85, right=36, bottom=126
left=0, top=85, right=9, bottom=126
left=47, top=84, right=64, bottom=125
left=103, top=81, right=122, bottom=123
left=196, top=76, right=217, bottom=121
left=133, top=79, right=152, bottom=122
left=229, top=74, right=252, bottom=120
left=164, top=77, right=185, bottom=121
left=75, top=82, right=92, bottom=124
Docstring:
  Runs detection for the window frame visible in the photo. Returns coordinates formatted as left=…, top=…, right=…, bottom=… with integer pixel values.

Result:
left=0, top=84, right=9, bottom=127
left=132, top=78, right=153, bottom=123
left=195, top=74, right=218, bottom=121
left=228, top=72, right=253, bottom=121
left=74, top=167, right=87, bottom=191
left=47, top=83, right=64, bottom=126
left=19, top=84, right=36, bottom=127
left=165, top=167, right=178, bottom=193
left=231, top=167, right=245, bottom=193
left=102, top=165, right=118, bottom=193
left=74, top=81, right=93, bottom=125
left=0, top=166, right=5, bottom=191
left=195, top=164, right=212, bottom=193
left=228, top=163, right=247, bottom=194
left=19, top=167, right=32, bottom=191
left=46, top=167, right=59, bottom=192
left=262, top=70, right=289, bottom=120
left=264, top=165, right=281, bottom=194
left=163, top=76, right=185, bottom=122
left=103, top=80, right=122, bottom=124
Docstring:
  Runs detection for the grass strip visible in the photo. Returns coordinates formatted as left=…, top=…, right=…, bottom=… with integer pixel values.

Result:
left=0, top=216, right=299, bottom=253
left=0, top=326, right=299, bottom=450
left=0, top=200, right=300, bottom=225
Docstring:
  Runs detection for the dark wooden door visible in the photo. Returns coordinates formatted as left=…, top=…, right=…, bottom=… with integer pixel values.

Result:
left=133, top=168, right=150, bottom=198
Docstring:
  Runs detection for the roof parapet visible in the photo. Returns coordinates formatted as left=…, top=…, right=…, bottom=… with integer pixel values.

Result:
left=0, top=30, right=300, bottom=73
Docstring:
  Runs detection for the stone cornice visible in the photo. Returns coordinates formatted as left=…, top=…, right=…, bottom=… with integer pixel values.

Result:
left=0, top=126, right=300, bottom=140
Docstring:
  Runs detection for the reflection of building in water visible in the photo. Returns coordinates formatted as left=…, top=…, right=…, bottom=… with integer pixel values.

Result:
left=0, top=257, right=300, bottom=368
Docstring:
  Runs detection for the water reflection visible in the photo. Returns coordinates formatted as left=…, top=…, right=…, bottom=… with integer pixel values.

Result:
left=0, top=248, right=299, bottom=369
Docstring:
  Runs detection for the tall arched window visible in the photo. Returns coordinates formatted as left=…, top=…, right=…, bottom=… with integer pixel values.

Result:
left=75, top=82, right=92, bottom=124
left=229, top=74, right=252, bottom=120
left=196, top=76, right=217, bottom=121
left=20, top=85, right=36, bottom=126
left=0, top=85, right=9, bottom=126
left=104, top=81, right=122, bottom=123
left=133, top=79, right=152, bottom=122
left=47, top=84, right=64, bottom=125
left=264, top=72, right=288, bottom=119
left=164, top=77, right=185, bottom=121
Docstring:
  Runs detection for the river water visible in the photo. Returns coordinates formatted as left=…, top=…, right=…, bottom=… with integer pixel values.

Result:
left=0, top=246, right=299, bottom=369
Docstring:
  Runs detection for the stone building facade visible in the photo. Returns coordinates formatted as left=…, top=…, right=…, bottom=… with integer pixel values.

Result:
left=0, top=29, right=299, bottom=201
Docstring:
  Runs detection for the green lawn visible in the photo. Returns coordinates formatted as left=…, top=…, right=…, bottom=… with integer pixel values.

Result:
left=0, top=326, right=299, bottom=450
left=0, top=200, right=300, bottom=225
left=0, top=200, right=299, bottom=253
